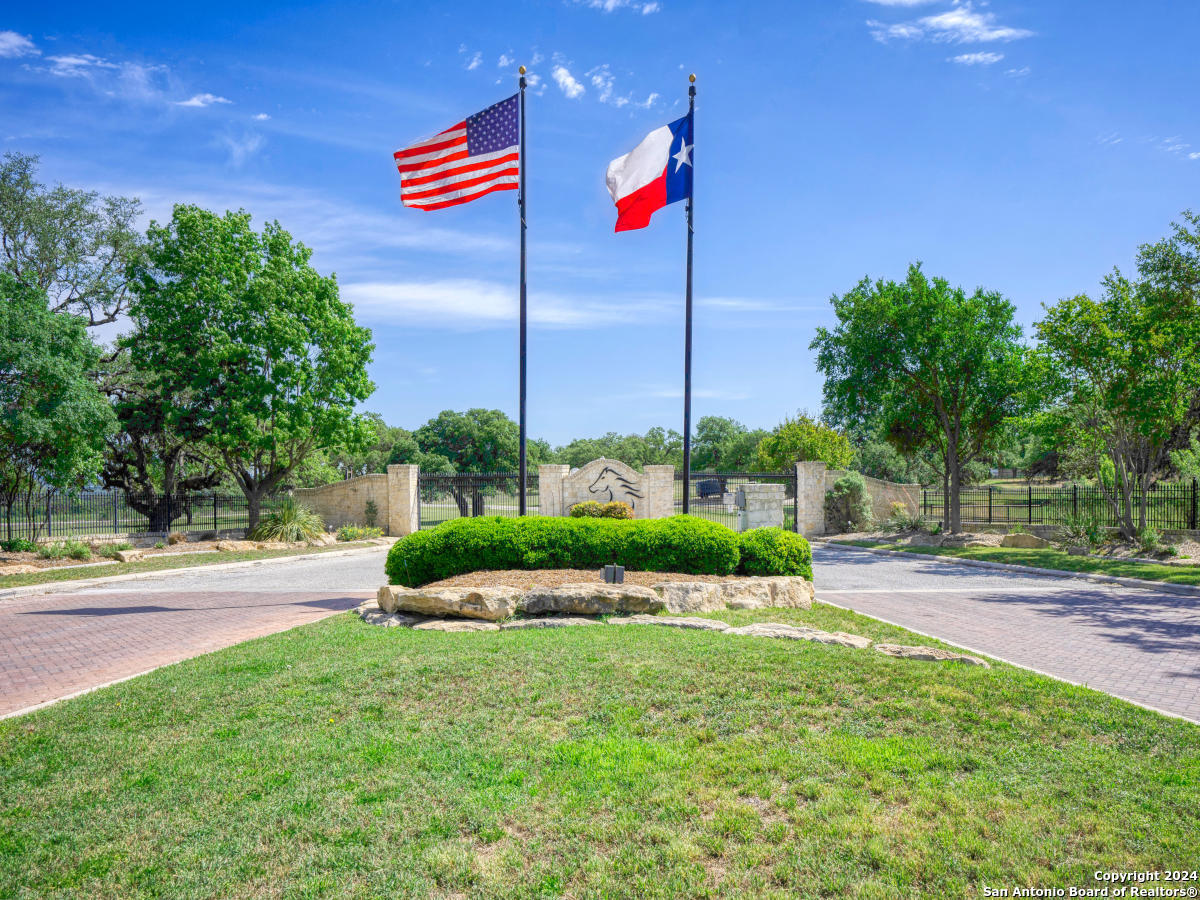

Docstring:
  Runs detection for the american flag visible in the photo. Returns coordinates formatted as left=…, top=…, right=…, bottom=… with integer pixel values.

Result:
left=394, top=95, right=519, bottom=211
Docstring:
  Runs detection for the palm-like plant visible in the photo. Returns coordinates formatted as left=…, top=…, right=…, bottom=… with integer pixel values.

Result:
left=249, top=497, right=326, bottom=542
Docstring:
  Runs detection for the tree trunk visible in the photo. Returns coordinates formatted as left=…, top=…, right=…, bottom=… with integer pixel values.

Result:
left=947, top=442, right=962, bottom=533
left=471, top=490, right=485, bottom=517
left=941, top=468, right=950, bottom=532
left=246, top=492, right=263, bottom=535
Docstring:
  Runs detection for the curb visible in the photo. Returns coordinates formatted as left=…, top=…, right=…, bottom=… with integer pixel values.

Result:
left=816, top=540, right=1200, bottom=598
left=0, top=541, right=395, bottom=603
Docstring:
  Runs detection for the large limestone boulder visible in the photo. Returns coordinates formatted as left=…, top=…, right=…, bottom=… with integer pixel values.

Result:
left=725, top=622, right=871, bottom=648
left=114, top=549, right=144, bottom=563
left=216, top=540, right=257, bottom=552
left=378, top=585, right=520, bottom=621
left=607, top=614, right=730, bottom=632
left=0, top=564, right=39, bottom=576
left=307, top=532, right=337, bottom=547
left=413, top=619, right=500, bottom=633
left=717, top=580, right=774, bottom=609
left=717, top=577, right=814, bottom=610
left=1001, top=533, right=1051, bottom=549
left=874, top=643, right=990, bottom=667
left=520, top=583, right=664, bottom=616
left=652, top=582, right=724, bottom=614
left=500, top=617, right=601, bottom=630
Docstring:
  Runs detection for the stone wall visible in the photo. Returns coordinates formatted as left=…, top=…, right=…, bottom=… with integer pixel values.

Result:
left=741, top=483, right=785, bottom=530
left=295, top=473, right=388, bottom=533
left=794, top=461, right=920, bottom=538
left=541, top=459, right=675, bottom=519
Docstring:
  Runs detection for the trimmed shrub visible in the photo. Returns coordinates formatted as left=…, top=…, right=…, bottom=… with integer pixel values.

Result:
left=1, top=538, right=37, bottom=553
left=600, top=501, right=633, bottom=519
left=737, top=527, right=813, bottom=579
left=569, top=501, right=604, bottom=518
left=824, top=471, right=873, bottom=534
left=96, top=541, right=134, bottom=558
left=385, top=515, right=741, bottom=587
left=249, top=497, right=325, bottom=542
left=337, top=524, right=384, bottom=542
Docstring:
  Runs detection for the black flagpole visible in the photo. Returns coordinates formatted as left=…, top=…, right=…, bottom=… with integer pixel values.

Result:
left=518, top=66, right=528, bottom=516
left=682, top=73, right=696, bottom=515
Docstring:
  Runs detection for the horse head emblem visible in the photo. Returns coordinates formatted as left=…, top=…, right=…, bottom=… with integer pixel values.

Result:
left=588, top=465, right=644, bottom=509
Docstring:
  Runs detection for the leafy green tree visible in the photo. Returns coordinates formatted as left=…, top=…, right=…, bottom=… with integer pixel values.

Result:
left=691, top=416, right=767, bottom=471
left=755, top=412, right=854, bottom=472
left=812, top=264, right=1028, bottom=533
left=1035, top=214, right=1200, bottom=537
left=101, top=355, right=223, bottom=532
left=125, top=205, right=376, bottom=530
left=1, top=273, right=116, bottom=538
left=0, top=153, right=142, bottom=328
left=553, top=428, right=683, bottom=470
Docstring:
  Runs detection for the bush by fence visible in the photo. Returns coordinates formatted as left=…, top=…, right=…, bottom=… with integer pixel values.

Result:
left=737, top=527, right=813, bottom=579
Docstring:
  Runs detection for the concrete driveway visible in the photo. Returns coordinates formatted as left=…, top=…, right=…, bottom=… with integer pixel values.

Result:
left=0, top=549, right=387, bottom=717
left=813, top=543, right=1200, bottom=722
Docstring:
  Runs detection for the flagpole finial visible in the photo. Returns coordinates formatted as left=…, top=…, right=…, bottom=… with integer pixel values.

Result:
left=519, top=65, right=526, bottom=74
left=688, top=73, right=696, bottom=83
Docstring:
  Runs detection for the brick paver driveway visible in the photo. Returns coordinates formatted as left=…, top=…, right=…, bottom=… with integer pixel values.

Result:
left=0, top=549, right=386, bottom=717
left=815, top=543, right=1200, bottom=722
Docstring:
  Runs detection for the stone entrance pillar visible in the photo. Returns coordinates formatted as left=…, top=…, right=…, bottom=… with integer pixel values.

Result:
left=386, top=464, right=420, bottom=536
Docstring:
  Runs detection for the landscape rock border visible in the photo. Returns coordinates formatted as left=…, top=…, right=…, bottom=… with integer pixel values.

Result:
left=354, top=599, right=991, bottom=668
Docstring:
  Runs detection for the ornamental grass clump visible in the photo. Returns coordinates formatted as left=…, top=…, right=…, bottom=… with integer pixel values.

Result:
left=248, top=498, right=325, bottom=543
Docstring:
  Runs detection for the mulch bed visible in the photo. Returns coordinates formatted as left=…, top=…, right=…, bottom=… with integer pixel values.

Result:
left=421, top=569, right=746, bottom=590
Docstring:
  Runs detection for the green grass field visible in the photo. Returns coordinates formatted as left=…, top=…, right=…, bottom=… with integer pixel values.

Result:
left=833, top=539, right=1200, bottom=587
left=1, top=605, right=1195, bottom=898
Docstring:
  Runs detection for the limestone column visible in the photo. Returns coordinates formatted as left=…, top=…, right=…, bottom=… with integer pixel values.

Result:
left=795, top=461, right=827, bottom=538
left=538, top=464, right=569, bottom=516
left=741, top=482, right=785, bottom=529
left=386, top=464, right=420, bottom=536
left=641, top=465, right=676, bottom=519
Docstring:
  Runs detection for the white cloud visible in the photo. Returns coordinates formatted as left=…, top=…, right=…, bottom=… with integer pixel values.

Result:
left=950, top=51, right=1004, bottom=65
left=869, top=2, right=1032, bottom=46
left=44, top=53, right=118, bottom=77
left=861, top=0, right=937, bottom=4
left=573, top=0, right=661, bottom=11
left=919, top=4, right=1033, bottom=43
left=588, top=65, right=614, bottom=103
left=635, top=92, right=659, bottom=109
left=0, top=30, right=38, bottom=58
left=1096, top=132, right=1122, bottom=147
left=341, top=279, right=660, bottom=330
left=175, top=92, right=232, bottom=108
left=1005, top=66, right=1031, bottom=77
left=219, top=132, right=264, bottom=166
left=465, top=51, right=482, bottom=70
left=866, top=20, right=924, bottom=43
left=253, top=112, right=271, bottom=121
left=1191, top=152, right=1200, bottom=161
left=498, top=53, right=513, bottom=68
left=551, top=65, right=585, bottom=99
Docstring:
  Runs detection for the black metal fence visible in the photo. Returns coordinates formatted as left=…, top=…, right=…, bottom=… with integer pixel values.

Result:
left=417, top=472, right=540, bottom=529
left=2, top=491, right=286, bottom=541
left=921, top=480, right=1200, bottom=531
left=675, top=471, right=798, bottom=532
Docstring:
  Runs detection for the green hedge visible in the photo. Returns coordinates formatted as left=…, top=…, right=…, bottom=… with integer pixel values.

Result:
left=737, top=527, right=813, bottom=579
left=385, top=515, right=742, bottom=587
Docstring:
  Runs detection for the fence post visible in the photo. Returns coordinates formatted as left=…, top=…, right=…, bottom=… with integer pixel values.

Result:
left=165, top=494, right=172, bottom=536
left=213, top=495, right=218, bottom=533
left=1192, top=478, right=1197, bottom=531
left=46, top=493, right=52, bottom=538
left=112, top=491, right=118, bottom=534
left=988, top=486, right=993, bottom=524
left=1073, top=484, right=1078, bottom=520
left=1027, top=485, right=1033, bottom=525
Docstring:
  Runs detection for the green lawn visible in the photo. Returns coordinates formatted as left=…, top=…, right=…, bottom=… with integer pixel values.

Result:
left=831, top=539, right=1200, bottom=587
left=1, top=606, right=1196, bottom=898
left=0, top=541, right=380, bottom=591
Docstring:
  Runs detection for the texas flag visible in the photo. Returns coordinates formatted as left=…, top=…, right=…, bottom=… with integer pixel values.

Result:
left=605, top=113, right=693, bottom=232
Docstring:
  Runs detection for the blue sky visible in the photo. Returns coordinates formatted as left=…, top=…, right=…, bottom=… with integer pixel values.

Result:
left=2, top=0, right=1198, bottom=445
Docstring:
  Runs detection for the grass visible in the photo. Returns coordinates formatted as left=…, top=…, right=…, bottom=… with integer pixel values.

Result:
left=1, top=605, right=1196, bottom=898
left=831, top=539, right=1200, bottom=587
left=0, top=541, right=381, bottom=591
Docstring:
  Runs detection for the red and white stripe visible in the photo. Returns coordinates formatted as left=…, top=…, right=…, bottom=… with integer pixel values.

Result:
left=394, top=122, right=518, bottom=211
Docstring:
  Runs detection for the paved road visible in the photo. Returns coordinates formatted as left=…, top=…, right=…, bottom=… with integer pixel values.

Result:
left=2, top=544, right=1198, bottom=723
left=0, top=549, right=388, bottom=717
left=813, top=543, right=1200, bottom=722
